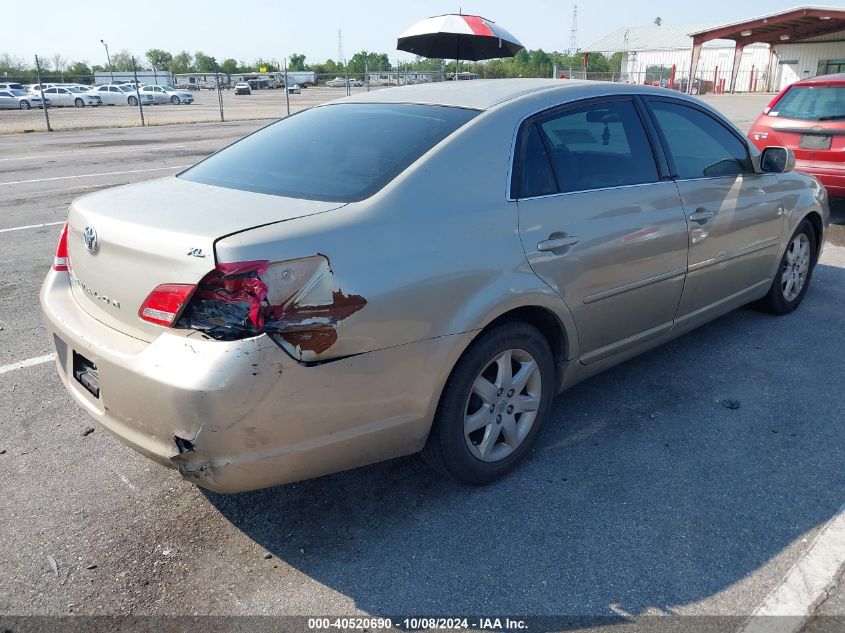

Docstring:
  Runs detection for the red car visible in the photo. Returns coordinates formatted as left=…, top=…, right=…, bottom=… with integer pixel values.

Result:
left=748, top=73, right=845, bottom=197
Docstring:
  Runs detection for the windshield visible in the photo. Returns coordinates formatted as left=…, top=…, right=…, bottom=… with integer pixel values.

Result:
left=118, top=85, right=135, bottom=92
left=68, top=87, right=86, bottom=93
left=772, top=85, right=845, bottom=121
left=160, top=85, right=176, bottom=91
left=10, top=89, right=27, bottom=96
left=180, top=103, right=478, bottom=202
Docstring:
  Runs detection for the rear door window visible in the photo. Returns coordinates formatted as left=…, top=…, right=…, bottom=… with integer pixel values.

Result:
left=180, top=103, right=478, bottom=202
left=649, top=100, right=753, bottom=179
left=516, top=99, right=659, bottom=196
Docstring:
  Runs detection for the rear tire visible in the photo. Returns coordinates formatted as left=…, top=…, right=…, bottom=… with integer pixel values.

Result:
left=757, top=219, right=817, bottom=315
left=74, top=98, right=84, bottom=108
left=422, top=321, right=556, bottom=485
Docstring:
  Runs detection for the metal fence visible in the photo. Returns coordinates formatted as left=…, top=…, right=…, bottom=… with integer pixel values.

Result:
left=1, top=65, right=774, bottom=135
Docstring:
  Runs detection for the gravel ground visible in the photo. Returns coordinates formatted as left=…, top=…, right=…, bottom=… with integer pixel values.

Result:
left=0, top=94, right=843, bottom=631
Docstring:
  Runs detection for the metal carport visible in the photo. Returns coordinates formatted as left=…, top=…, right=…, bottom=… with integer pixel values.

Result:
left=687, top=6, right=845, bottom=93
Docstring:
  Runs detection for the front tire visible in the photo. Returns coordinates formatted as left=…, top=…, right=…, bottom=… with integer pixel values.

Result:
left=20, top=100, right=31, bottom=110
left=128, top=96, right=138, bottom=106
left=422, top=322, right=556, bottom=485
left=74, top=98, right=84, bottom=108
left=171, top=95, right=180, bottom=104
left=758, top=219, right=817, bottom=315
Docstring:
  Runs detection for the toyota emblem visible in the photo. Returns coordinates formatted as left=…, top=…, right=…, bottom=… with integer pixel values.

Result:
left=82, top=226, right=98, bottom=253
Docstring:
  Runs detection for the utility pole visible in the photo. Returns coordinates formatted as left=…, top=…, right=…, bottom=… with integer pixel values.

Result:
left=100, top=39, right=114, bottom=83
left=34, top=55, right=52, bottom=132
left=131, top=56, right=145, bottom=126
left=283, top=57, right=290, bottom=117
left=569, top=5, right=579, bottom=55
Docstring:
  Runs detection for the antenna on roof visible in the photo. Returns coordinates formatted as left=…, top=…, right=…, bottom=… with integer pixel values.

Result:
left=569, top=5, right=579, bottom=54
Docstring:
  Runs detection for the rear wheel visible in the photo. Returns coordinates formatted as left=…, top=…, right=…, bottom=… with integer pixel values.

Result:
left=74, top=98, right=84, bottom=108
left=20, top=100, right=31, bottom=110
left=171, top=95, right=180, bottom=104
left=128, top=96, right=138, bottom=106
left=757, top=219, right=817, bottom=315
left=422, top=322, right=555, bottom=485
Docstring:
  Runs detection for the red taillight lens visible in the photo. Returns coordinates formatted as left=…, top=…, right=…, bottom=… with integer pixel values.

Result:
left=52, top=223, right=69, bottom=271
left=138, top=284, right=197, bottom=327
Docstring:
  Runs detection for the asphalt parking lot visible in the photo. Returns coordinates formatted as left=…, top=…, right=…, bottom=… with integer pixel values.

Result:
left=1, top=93, right=843, bottom=630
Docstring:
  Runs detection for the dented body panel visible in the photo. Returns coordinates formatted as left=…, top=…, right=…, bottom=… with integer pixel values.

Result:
left=41, top=269, right=476, bottom=492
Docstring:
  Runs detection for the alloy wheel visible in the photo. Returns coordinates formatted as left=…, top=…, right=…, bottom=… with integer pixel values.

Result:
left=464, top=348, right=542, bottom=462
left=781, top=233, right=811, bottom=302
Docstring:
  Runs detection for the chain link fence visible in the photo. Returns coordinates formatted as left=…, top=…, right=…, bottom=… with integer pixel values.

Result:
left=1, top=64, right=773, bottom=134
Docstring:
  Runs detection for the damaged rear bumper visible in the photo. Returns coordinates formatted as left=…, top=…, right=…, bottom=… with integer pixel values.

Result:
left=40, top=270, right=473, bottom=492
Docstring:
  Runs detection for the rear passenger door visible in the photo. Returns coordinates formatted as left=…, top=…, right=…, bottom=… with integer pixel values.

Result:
left=645, top=98, right=784, bottom=327
left=514, top=96, right=689, bottom=364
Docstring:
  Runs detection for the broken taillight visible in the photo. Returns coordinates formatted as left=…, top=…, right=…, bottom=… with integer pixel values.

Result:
left=174, top=256, right=367, bottom=356
left=138, top=284, right=197, bottom=327
left=52, top=223, right=69, bottom=272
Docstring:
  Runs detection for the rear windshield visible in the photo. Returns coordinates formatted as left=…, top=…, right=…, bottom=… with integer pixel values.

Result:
left=179, top=103, right=479, bottom=202
left=772, top=86, right=845, bottom=121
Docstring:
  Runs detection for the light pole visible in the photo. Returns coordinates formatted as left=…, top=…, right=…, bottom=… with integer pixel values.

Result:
left=100, top=39, right=113, bottom=83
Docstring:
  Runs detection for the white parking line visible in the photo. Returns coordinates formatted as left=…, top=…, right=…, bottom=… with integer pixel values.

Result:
left=737, top=501, right=845, bottom=633
left=0, top=146, right=187, bottom=163
left=0, top=165, right=190, bottom=186
left=0, top=354, right=55, bottom=375
left=0, top=221, right=65, bottom=234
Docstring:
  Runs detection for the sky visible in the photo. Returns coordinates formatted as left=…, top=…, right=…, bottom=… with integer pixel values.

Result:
left=3, top=0, right=824, bottom=66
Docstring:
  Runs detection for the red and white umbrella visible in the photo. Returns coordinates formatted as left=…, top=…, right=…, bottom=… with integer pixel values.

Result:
left=397, top=14, right=524, bottom=62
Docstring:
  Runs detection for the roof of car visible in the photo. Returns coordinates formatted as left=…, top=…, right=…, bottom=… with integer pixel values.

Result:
left=795, top=73, right=845, bottom=86
left=340, top=79, right=602, bottom=110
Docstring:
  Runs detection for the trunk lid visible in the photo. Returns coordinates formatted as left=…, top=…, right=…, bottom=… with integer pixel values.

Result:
left=756, top=114, right=845, bottom=163
left=66, top=176, right=344, bottom=341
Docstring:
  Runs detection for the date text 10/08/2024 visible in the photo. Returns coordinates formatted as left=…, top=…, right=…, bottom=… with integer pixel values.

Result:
left=307, top=617, right=529, bottom=630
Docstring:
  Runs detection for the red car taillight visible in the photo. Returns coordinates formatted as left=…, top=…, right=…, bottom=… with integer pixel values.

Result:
left=139, top=284, right=197, bottom=327
left=167, top=257, right=367, bottom=355
left=52, top=223, right=69, bottom=271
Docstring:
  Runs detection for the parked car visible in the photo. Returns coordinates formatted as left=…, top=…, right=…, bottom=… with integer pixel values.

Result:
left=748, top=73, right=845, bottom=197
left=27, top=83, right=54, bottom=95
left=286, top=83, right=301, bottom=94
left=0, top=82, right=26, bottom=91
left=234, top=82, right=251, bottom=95
left=139, top=85, right=194, bottom=104
left=325, top=76, right=349, bottom=87
left=89, top=84, right=154, bottom=106
left=41, top=80, right=829, bottom=493
left=42, top=86, right=102, bottom=107
left=0, top=89, right=50, bottom=109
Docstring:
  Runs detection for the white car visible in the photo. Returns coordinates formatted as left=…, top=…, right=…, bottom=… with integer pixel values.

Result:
left=89, top=84, right=155, bottom=106
left=0, top=89, right=50, bottom=109
left=42, top=86, right=102, bottom=107
left=138, top=85, right=194, bottom=104
left=27, top=83, right=54, bottom=95
left=286, top=83, right=301, bottom=94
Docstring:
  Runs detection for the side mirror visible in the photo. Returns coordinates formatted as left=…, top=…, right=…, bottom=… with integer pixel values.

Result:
left=761, top=146, right=795, bottom=173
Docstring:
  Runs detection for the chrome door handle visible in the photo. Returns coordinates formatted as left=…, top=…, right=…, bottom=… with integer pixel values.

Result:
left=689, top=209, right=714, bottom=224
left=537, top=236, right=579, bottom=251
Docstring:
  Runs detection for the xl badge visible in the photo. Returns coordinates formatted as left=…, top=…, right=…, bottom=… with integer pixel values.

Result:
left=82, top=226, right=99, bottom=253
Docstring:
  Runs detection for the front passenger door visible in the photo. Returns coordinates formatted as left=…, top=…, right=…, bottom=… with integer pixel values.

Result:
left=647, top=98, right=785, bottom=327
left=515, top=97, right=690, bottom=364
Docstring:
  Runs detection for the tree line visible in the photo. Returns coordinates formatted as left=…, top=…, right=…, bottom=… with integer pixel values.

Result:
left=0, top=48, right=620, bottom=83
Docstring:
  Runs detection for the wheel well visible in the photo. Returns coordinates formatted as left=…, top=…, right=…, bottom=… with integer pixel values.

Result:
left=803, top=212, right=824, bottom=260
left=482, top=306, right=568, bottom=378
